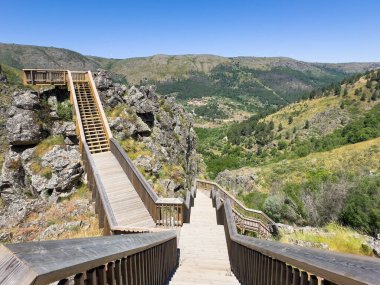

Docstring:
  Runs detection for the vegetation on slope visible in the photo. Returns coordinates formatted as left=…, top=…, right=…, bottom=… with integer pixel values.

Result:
left=196, top=70, right=380, bottom=238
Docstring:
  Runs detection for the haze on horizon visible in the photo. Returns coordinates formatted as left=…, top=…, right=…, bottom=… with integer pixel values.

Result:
left=1, top=0, right=380, bottom=63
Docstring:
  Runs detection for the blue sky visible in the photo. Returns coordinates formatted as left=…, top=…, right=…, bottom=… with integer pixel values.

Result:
left=1, top=0, right=380, bottom=62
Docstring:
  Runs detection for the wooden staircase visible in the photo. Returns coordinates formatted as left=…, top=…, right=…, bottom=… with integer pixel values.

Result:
left=74, top=81, right=110, bottom=153
left=169, top=191, right=240, bottom=284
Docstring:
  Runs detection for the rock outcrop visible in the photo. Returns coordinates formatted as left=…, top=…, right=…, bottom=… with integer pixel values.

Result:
left=6, top=91, right=42, bottom=145
left=93, top=69, right=199, bottom=197
left=94, top=69, right=127, bottom=108
left=216, top=169, right=258, bottom=195
left=0, top=85, right=85, bottom=237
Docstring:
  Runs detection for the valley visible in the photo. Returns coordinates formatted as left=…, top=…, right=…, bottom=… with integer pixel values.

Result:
left=0, top=43, right=380, bottom=256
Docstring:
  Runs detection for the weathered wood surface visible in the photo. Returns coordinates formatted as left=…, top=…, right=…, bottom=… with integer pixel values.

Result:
left=198, top=179, right=276, bottom=237
left=218, top=197, right=380, bottom=285
left=169, top=191, right=240, bottom=284
left=92, top=151, right=156, bottom=229
left=2, top=231, right=176, bottom=285
left=0, top=246, right=37, bottom=285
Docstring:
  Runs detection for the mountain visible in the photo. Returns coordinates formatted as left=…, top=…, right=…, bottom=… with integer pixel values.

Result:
left=195, top=69, right=380, bottom=236
left=1, top=42, right=380, bottom=121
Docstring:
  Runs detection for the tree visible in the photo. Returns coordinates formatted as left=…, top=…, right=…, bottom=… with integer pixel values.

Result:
left=340, top=101, right=345, bottom=109
left=371, top=92, right=378, bottom=101
left=278, top=123, right=283, bottom=132
left=288, top=116, right=293, bottom=125
left=366, top=80, right=372, bottom=89
left=355, top=89, right=360, bottom=96
left=304, top=120, right=310, bottom=129
left=360, top=93, right=367, bottom=101
left=269, top=120, right=274, bottom=130
left=334, top=85, right=341, bottom=96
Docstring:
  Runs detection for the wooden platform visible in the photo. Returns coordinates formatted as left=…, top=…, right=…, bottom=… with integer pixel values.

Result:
left=92, top=151, right=155, bottom=228
left=169, top=191, right=240, bottom=284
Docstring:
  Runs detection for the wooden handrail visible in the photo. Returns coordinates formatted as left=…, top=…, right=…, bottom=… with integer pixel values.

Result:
left=87, top=70, right=113, bottom=140
left=215, top=196, right=380, bottom=285
left=197, top=179, right=277, bottom=237
left=0, top=231, right=177, bottom=285
left=110, top=138, right=196, bottom=227
left=81, top=142, right=117, bottom=232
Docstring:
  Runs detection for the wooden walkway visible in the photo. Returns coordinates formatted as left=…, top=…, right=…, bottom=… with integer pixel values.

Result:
left=92, top=151, right=155, bottom=228
left=169, top=191, right=240, bottom=284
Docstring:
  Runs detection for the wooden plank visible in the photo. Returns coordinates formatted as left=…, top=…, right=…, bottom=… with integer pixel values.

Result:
left=4, top=232, right=176, bottom=285
left=0, top=246, right=37, bottom=285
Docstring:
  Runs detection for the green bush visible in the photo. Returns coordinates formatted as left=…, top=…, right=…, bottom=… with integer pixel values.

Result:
left=340, top=175, right=380, bottom=235
left=277, top=140, right=288, bottom=150
left=57, top=101, right=73, bottom=121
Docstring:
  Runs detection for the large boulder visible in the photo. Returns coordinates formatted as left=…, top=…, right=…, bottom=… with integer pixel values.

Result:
left=28, top=146, right=83, bottom=196
left=93, top=69, right=127, bottom=107
left=6, top=91, right=42, bottom=145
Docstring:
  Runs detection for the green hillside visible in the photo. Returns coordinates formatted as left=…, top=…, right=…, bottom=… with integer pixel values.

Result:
left=196, top=69, right=380, bottom=236
left=2, top=43, right=380, bottom=124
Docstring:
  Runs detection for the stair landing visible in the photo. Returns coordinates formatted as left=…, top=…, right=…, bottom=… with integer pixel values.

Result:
left=92, top=151, right=155, bottom=229
left=169, top=191, right=240, bottom=284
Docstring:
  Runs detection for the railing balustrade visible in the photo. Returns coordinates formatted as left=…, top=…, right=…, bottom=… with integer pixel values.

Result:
left=197, top=179, right=276, bottom=237
left=211, top=194, right=380, bottom=285
left=110, top=138, right=195, bottom=228
left=0, top=231, right=177, bottom=285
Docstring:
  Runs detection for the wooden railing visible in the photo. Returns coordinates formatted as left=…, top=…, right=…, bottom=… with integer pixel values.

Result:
left=23, top=69, right=67, bottom=85
left=81, top=141, right=116, bottom=234
left=110, top=138, right=195, bottom=227
left=0, top=231, right=177, bottom=285
left=211, top=193, right=380, bottom=285
left=197, top=179, right=276, bottom=237
left=71, top=71, right=87, bottom=82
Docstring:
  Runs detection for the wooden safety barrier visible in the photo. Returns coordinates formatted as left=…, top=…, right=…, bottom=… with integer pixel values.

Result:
left=110, top=138, right=195, bottom=227
left=197, top=179, right=276, bottom=237
left=211, top=194, right=380, bottom=285
left=0, top=231, right=177, bottom=285
left=23, top=69, right=67, bottom=85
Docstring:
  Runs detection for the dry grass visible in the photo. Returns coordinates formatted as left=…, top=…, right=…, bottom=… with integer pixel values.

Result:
left=34, top=136, right=65, bottom=157
left=262, top=76, right=380, bottom=136
left=29, top=161, right=52, bottom=179
left=255, top=137, right=380, bottom=191
left=1, top=183, right=103, bottom=243
left=120, top=138, right=152, bottom=160
left=280, top=223, right=373, bottom=256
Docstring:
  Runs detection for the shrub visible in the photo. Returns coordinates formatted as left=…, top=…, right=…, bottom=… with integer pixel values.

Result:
left=57, top=100, right=73, bottom=121
left=277, top=140, right=288, bottom=150
left=340, top=175, right=380, bottom=236
left=263, top=195, right=283, bottom=222
left=34, top=136, right=65, bottom=157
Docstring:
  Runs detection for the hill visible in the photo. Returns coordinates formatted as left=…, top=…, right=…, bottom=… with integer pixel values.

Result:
left=1, top=43, right=380, bottom=123
left=195, top=69, right=380, bottom=236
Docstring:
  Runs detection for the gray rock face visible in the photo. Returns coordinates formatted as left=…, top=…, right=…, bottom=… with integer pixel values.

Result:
left=0, top=196, right=46, bottom=228
left=93, top=69, right=128, bottom=108
left=96, top=69, right=199, bottom=196
left=216, top=170, right=258, bottom=194
left=1, top=145, right=83, bottom=198
left=52, top=121, right=76, bottom=137
left=6, top=91, right=42, bottom=145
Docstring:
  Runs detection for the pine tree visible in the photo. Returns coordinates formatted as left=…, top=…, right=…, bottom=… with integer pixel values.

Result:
left=304, top=120, right=310, bottom=129
left=343, top=88, right=348, bottom=97
left=278, top=123, right=283, bottom=132
left=360, top=93, right=366, bottom=101
left=340, top=101, right=345, bottom=109
left=269, top=120, right=274, bottom=130
left=288, top=116, right=293, bottom=125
